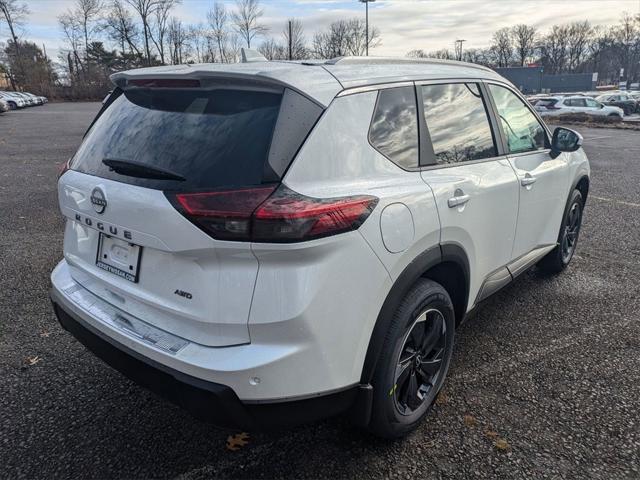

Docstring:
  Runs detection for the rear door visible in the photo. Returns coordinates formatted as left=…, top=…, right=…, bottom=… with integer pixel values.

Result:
left=59, top=83, right=322, bottom=346
left=486, top=82, right=569, bottom=260
left=418, top=81, right=520, bottom=308
left=567, top=97, right=588, bottom=114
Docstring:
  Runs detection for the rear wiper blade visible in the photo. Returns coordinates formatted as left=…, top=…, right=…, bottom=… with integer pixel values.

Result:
left=102, top=158, right=185, bottom=181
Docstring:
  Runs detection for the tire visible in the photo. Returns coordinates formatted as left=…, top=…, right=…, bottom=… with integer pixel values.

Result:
left=367, top=278, right=455, bottom=439
left=8, top=101, right=17, bottom=110
left=538, top=189, right=584, bottom=274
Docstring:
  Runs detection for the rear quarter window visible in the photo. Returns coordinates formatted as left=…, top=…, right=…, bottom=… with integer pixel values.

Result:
left=368, top=86, right=420, bottom=169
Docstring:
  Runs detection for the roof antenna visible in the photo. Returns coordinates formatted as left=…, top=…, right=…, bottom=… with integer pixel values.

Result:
left=241, top=48, right=268, bottom=63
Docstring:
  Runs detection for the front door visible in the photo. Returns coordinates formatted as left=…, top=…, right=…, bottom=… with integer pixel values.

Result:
left=486, top=83, right=569, bottom=260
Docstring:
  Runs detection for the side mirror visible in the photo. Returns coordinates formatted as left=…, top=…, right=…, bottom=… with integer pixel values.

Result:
left=552, top=127, right=583, bottom=153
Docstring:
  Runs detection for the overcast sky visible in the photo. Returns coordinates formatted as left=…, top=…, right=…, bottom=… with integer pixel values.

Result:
left=13, top=0, right=640, bottom=60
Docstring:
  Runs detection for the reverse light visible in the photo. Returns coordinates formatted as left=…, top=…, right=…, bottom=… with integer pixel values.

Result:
left=170, top=185, right=378, bottom=243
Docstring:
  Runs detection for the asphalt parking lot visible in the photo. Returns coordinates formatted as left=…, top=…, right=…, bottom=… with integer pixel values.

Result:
left=1, top=102, right=639, bottom=479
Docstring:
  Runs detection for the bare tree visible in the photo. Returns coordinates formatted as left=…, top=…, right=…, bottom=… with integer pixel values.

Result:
left=149, top=0, right=180, bottom=64
left=124, top=0, right=163, bottom=64
left=540, top=24, right=570, bottom=73
left=207, top=1, right=231, bottom=62
left=59, top=12, right=84, bottom=78
left=167, top=16, right=187, bottom=64
left=77, top=0, right=103, bottom=59
left=282, top=18, right=307, bottom=60
left=511, top=24, right=537, bottom=66
left=187, top=23, right=207, bottom=63
left=491, top=27, right=513, bottom=67
left=258, top=37, right=286, bottom=60
left=232, top=0, right=267, bottom=48
left=104, top=0, right=142, bottom=57
left=344, top=18, right=379, bottom=56
left=312, top=19, right=379, bottom=58
left=566, top=21, right=593, bottom=72
left=431, top=48, right=452, bottom=60
left=406, top=49, right=427, bottom=58
left=0, top=0, right=29, bottom=88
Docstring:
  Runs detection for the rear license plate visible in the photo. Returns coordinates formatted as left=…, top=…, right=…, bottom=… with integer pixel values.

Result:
left=96, top=233, right=142, bottom=283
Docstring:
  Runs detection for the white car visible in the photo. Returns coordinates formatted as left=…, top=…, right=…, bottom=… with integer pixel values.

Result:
left=0, top=91, right=26, bottom=109
left=532, top=95, right=624, bottom=118
left=0, top=98, right=9, bottom=113
left=51, top=53, right=590, bottom=438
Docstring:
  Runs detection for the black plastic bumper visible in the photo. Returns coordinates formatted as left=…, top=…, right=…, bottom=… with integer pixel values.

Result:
left=52, top=300, right=360, bottom=430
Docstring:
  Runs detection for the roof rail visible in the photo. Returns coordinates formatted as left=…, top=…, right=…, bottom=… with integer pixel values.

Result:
left=241, top=48, right=268, bottom=63
left=325, top=56, right=494, bottom=73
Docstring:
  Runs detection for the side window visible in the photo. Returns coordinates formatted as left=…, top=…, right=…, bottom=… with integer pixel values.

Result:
left=586, top=98, right=599, bottom=108
left=573, top=98, right=587, bottom=107
left=488, top=84, right=547, bottom=154
left=420, top=83, right=497, bottom=164
left=369, top=86, right=419, bottom=169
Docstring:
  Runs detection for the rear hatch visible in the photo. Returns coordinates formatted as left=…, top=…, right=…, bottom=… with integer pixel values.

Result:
left=58, top=78, right=323, bottom=346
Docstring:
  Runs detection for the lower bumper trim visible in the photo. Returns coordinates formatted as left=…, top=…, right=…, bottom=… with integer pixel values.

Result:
left=52, top=299, right=357, bottom=430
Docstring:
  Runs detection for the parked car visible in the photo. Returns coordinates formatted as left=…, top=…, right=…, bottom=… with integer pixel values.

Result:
left=51, top=53, right=590, bottom=438
left=0, top=98, right=9, bottom=113
left=0, top=91, right=26, bottom=109
left=532, top=95, right=624, bottom=118
left=596, top=92, right=638, bottom=115
left=24, top=92, right=43, bottom=105
left=628, top=92, right=640, bottom=110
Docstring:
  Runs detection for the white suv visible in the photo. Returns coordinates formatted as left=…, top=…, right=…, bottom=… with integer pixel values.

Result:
left=51, top=55, right=590, bottom=438
left=532, top=95, right=624, bottom=118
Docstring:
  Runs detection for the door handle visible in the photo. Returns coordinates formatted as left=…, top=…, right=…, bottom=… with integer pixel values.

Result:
left=521, top=175, right=537, bottom=187
left=448, top=194, right=470, bottom=208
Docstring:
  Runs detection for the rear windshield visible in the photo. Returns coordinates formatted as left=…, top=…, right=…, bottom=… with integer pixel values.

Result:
left=72, top=87, right=295, bottom=191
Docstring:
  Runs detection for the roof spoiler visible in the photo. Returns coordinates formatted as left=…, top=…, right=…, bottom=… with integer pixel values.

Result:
left=241, top=48, right=268, bottom=63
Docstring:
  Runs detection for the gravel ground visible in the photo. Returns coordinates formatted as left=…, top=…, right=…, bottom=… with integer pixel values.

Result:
left=0, top=103, right=639, bottom=480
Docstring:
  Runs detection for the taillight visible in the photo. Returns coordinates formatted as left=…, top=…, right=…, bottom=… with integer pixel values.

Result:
left=57, top=158, right=71, bottom=179
left=170, top=185, right=378, bottom=243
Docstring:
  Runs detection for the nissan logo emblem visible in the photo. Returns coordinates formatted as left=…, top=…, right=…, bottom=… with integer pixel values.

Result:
left=90, top=187, right=107, bottom=214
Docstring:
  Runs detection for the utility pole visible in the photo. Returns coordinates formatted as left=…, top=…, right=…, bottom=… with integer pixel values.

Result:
left=288, top=20, right=292, bottom=61
left=455, top=39, right=466, bottom=61
left=359, top=0, right=376, bottom=56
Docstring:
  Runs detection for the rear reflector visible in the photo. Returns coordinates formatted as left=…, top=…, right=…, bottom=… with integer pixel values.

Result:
left=170, top=185, right=378, bottom=243
left=128, top=78, right=201, bottom=88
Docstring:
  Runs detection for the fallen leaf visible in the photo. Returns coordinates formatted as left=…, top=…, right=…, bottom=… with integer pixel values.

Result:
left=484, top=429, right=499, bottom=439
left=494, top=438, right=510, bottom=451
left=25, top=356, right=41, bottom=366
left=40, top=331, right=50, bottom=338
left=435, top=392, right=448, bottom=406
left=226, top=432, right=250, bottom=451
left=463, top=414, right=477, bottom=427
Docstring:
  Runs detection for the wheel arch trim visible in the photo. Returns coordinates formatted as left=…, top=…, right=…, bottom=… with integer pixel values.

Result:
left=359, top=243, right=470, bottom=385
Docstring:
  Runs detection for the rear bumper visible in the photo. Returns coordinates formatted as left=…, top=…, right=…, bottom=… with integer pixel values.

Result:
left=52, top=297, right=359, bottom=430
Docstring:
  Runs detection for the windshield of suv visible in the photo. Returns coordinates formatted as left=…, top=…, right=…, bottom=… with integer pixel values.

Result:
left=71, top=88, right=284, bottom=191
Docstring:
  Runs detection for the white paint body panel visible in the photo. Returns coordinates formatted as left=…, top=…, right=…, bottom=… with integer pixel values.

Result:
left=421, top=159, right=520, bottom=310
left=508, top=151, right=570, bottom=259
left=58, top=170, right=256, bottom=347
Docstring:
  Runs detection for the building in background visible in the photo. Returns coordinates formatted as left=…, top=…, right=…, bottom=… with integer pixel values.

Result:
left=495, top=67, right=597, bottom=94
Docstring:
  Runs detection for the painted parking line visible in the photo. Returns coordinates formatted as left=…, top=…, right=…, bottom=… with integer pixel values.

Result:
left=591, top=195, right=640, bottom=208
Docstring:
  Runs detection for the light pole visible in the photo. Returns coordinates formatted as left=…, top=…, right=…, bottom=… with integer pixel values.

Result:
left=359, top=0, right=376, bottom=56
left=454, top=39, right=466, bottom=61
